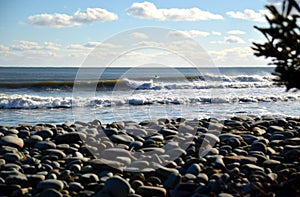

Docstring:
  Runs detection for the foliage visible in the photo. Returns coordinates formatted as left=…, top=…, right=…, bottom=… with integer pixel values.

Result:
left=252, top=0, right=300, bottom=91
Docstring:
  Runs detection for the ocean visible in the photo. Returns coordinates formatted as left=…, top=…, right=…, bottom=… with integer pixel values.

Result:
left=0, top=67, right=299, bottom=125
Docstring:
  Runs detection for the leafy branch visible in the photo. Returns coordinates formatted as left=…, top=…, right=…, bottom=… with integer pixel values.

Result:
left=252, top=0, right=300, bottom=91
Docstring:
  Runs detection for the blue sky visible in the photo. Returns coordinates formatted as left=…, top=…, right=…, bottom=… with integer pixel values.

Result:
left=0, top=0, right=280, bottom=66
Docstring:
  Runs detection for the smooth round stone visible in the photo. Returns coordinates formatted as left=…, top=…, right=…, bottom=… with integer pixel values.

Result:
left=5, top=129, right=19, bottom=135
left=129, top=141, right=143, bottom=150
left=69, top=182, right=84, bottom=191
left=100, top=148, right=135, bottom=160
left=35, top=141, right=56, bottom=150
left=200, top=148, right=219, bottom=156
left=37, top=179, right=64, bottom=191
left=26, top=135, right=43, bottom=144
left=198, top=133, right=220, bottom=144
left=38, top=188, right=62, bottom=197
left=226, top=138, right=241, bottom=148
left=0, top=159, right=6, bottom=166
left=35, top=129, right=53, bottom=139
left=163, top=173, right=181, bottom=189
left=242, top=164, right=264, bottom=172
left=103, top=128, right=119, bottom=136
left=166, top=148, right=187, bottom=158
left=0, top=136, right=24, bottom=149
left=18, top=130, right=30, bottom=138
left=126, top=128, right=147, bottom=136
left=80, top=173, right=99, bottom=182
left=250, top=142, right=267, bottom=153
left=186, top=163, right=201, bottom=175
left=197, top=173, right=208, bottom=183
left=26, top=174, right=45, bottom=186
left=5, top=174, right=27, bottom=185
left=54, top=132, right=86, bottom=144
left=104, top=176, right=131, bottom=197
left=284, top=149, right=300, bottom=162
left=218, top=193, right=234, bottom=197
left=159, top=128, right=178, bottom=136
left=137, top=186, right=167, bottom=197
left=110, top=134, right=134, bottom=145
left=267, top=125, right=284, bottom=133
left=241, top=134, right=259, bottom=144
left=3, top=153, right=21, bottom=162
left=43, top=149, right=66, bottom=159
left=156, top=165, right=179, bottom=178
left=131, top=179, right=144, bottom=191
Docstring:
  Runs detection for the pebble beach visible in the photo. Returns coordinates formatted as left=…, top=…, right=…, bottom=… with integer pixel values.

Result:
left=0, top=115, right=299, bottom=197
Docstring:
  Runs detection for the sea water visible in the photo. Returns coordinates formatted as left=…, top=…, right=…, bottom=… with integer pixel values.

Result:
left=0, top=67, right=299, bottom=125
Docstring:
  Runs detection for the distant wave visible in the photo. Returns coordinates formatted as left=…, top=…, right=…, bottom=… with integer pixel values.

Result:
left=0, top=74, right=275, bottom=91
left=0, top=94, right=298, bottom=109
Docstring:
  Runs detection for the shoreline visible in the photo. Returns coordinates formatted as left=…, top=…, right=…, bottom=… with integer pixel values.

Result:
left=0, top=115, right=299, bottom=196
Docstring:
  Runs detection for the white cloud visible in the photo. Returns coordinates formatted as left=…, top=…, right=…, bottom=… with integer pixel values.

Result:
left=169, top=30, right=210, bottom=38
left=227, top=30, right=246, bottom=35
left=9, top=41, right=62, bottom=51
left=28, top=8, right=118, bottom=28
left=226, top=9, right=270, bottom=22
left=0, top=44, right=9, bottom=51
left=131, top=32, right=149, bottom=39
left=209, top=47, right=268, bottom=66
left=211, top=36, right=245, bottom=44
left=224, top=36, right=245, bottom=44
left=212, top=31, right=222, bottom=36
left=127, top=1, right=223, bottom=21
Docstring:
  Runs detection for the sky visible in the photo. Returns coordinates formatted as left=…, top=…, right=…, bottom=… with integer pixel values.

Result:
left=0, top=0, right=283, bottom=67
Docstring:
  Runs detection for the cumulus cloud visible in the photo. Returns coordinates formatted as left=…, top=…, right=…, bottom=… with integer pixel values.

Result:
left=224, top=36, right=245, bottom=44
left=131, top=32, right=149, bottom=39
left=212, top=31, right=222, bottom=36
left=227, top=30, right=246, bottom=35
left=226, top=9, right=270, bottom=22
left=28, top=8, right=118, bottom=28
left=127, top=1, right=223, bottom=21
left=0, top=44, right=9, bottom=51
left=9, top=41, right=61, bottom=51
left=169, top=30, right=210, bottom=38
left=211, top=36, right=245, bottom=44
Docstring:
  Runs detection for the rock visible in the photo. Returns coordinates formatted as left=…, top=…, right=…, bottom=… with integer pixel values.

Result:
left=163, top=173, right=181, bottom=189
left=35, top=141, right=56, bottom=150
left=250, top=142, right=267, bottom=153
left=186, top=164, right=201, bottom=175
left=242, top=164, right=264, bottom=172
left=43, top=149, right=66, bottom=159
left=131, top=180, right=144, bottom=191
left=0, top=136, right=24, bottom=149
left=137, top=186, right=167, bottom=197
left=218, top=193, right=234, bottom=197
left=198, top=133, right=220, bottom=144
left=80, top=173, right=99, bottom=182
left=197, top=173, right=208, bottom=183
left=110, top=134, right=134, bottom=145
left=156, top=165, right=179, bottom=178
left=262, top=159, right=281, bottom=168
left=267, top=126, right=284, bottom=133
left=35, top=129, right=53, bottom=139
left=54, top=132, right=86, bottom=144
left=38, top=188, right=62, bottom=197
left=37, top=179, right=64, bottom=191
left=284, top=149, right=300, bottom=162
left=25, top=135, right=43, bottom=144
left=103, top=128, right=119, bottom=136
left=5, top=174, right=27, bottom=185
left=3, top=152, right=21, bottom=162
left=69, top=182, right=84, bottom=191
left=104, top=176, right=131, bottom=197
